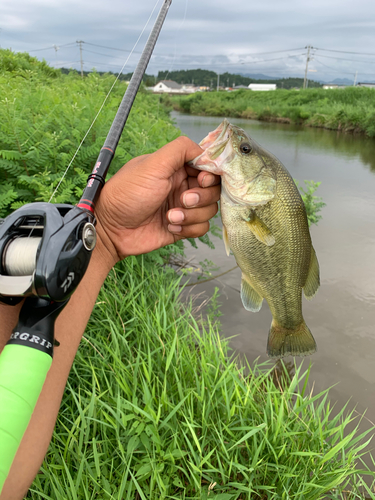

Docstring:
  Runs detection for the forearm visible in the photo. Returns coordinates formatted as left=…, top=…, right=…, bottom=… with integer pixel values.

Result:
left=0, top=234, right=116, bottom=500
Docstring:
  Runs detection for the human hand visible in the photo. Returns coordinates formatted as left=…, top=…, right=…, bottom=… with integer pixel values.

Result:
left=95, top=136, right=221, bottom=265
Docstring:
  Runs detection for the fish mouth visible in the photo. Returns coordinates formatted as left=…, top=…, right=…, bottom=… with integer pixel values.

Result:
left=199, top=118, right=230, bottom=150
left=188, top=119, right=232, bottom=174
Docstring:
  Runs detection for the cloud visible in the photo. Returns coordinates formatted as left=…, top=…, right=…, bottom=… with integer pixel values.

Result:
left=1, top=0, right=375, bottom=82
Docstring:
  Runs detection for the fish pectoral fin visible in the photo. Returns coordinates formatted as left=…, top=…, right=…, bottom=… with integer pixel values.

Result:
left=303, top=247, right=320, bottom=300
left=223, top=225, right=230, bottom=256
left=245, top=212, right=275, bottom=247
left=241, top=275, right=263, bottom=312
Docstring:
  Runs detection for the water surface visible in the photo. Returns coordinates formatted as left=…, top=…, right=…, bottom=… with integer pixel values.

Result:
left=173, top=111, right=375, bottom=433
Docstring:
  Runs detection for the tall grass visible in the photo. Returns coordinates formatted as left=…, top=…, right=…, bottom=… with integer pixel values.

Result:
left=171, top=87, right=375, bottom=138
left=28, top=256, right=375, bottom=499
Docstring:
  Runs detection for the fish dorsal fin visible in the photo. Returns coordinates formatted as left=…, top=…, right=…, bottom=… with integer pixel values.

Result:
left=223, top=225, right=230, bottom=256
left=241, top=274, right=263, bottom=312
left=245, top=211, right=275, bottom=247
left=303, top=247, right=320, bottom=300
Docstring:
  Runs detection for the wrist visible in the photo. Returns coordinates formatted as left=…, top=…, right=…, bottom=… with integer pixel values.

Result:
left=93, top=218, right=120, bottom=272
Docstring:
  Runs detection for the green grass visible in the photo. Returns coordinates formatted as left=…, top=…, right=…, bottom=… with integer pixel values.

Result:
left=27, top=256, right=375, bottom=499
left=170, top=87, right=375, bottom=138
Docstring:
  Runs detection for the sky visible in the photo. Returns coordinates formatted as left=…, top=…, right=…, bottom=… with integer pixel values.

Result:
left=2, top=0, right=375, bottom=83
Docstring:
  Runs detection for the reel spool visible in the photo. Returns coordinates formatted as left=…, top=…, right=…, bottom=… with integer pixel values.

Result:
left=2, top=237, right=41, bottom=277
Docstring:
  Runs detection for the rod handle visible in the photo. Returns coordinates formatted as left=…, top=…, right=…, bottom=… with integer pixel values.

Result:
left=0, top=345, right=52, bottom=494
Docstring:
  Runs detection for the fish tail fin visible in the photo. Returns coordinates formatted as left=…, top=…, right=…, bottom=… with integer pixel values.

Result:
left=267, top=320, right=317, bottom=359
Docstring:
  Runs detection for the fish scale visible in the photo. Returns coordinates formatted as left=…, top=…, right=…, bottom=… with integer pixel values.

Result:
left=190, top=119, right=320, bottom=359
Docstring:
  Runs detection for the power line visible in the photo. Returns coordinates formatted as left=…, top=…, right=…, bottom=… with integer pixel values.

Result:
left=313, top=57, right=375, bottom=78
left=83, top=59, right=131, bottom=68
left=238, top=47, right=306, bottom=57
left=147, top=54, right=307, bottom=68
left=313, top=53, right=375, bottom=65
left=82, top=48, right=124, bottom=59
left=29, top=42, right=76, bottom=52
left=83, top=41, right=142, bottom=54
left=314, top=47, right=375, bottom=56
left=0, top=32, right=313, bottom=60
left=83, top=41, right=306, bottom=60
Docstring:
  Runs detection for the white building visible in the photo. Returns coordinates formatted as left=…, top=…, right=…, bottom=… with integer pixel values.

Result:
left=357, top=82, right=375, bottom=89
left=248, top=83, right=277, bottom=91
left=153, top=80, right=196, bottom=94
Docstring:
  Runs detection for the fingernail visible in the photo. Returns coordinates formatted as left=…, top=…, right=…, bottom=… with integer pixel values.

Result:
left=202, top=174, right=215, bottom=188
left=183, top=193, right=200, bottom=208
left=168, top=224, right=182, bottom=233
left=169, top=210, right=185, bottom=224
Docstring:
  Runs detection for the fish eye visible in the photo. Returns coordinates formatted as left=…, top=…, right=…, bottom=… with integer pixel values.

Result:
left=240, top=142, right=252, bottom=154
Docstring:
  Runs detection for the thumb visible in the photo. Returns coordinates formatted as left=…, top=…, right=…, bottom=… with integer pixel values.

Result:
left=148, top=136, right=203, bottom=179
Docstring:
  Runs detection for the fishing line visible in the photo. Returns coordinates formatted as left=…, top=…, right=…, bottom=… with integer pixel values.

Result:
left=144, top=0, right=189, bottom=143
left=3, top=237, right=42, bottom=276
left=48, top=0, right=161, bottom=204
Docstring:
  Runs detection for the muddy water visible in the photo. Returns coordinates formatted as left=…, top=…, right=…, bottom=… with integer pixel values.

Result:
left=173, top=111, right=375, bottom=431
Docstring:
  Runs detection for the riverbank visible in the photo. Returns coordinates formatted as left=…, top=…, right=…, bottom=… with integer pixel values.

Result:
left=169, top=87, right=375, bottom=138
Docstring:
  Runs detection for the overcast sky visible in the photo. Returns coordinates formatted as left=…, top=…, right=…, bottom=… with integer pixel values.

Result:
left=2, top=0, right=375, bottom=83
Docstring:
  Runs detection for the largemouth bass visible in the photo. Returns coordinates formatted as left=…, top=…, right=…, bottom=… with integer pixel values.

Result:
left=189, top=119, right=320, bottom=359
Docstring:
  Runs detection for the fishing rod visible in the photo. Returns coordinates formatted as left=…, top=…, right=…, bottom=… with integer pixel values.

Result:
left=0, top=0, right=172, bottom=492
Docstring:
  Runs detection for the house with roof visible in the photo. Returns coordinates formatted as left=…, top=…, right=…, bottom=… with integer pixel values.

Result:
left=153, top=80, right=196, bottom=94
left=357, top=82, right=375, bottom=89
left=248, top=83, right=277, bottom=91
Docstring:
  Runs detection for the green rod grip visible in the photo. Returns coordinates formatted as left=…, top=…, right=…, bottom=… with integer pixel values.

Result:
left=0, top=344, right=52, bottom=494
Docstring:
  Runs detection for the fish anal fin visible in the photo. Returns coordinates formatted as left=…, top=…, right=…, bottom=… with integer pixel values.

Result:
left=223, top=225, right=230, bottom=256
left=241, top=275, right=263, bottom=312
left=245, top=213, right=275, bottom=247
left=303, top=247, right=320, bottom=300
left=267, top=320, right=317, bottom=359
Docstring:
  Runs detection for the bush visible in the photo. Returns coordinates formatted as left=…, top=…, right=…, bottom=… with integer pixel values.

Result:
left=172, top=87, right=375, bottom=137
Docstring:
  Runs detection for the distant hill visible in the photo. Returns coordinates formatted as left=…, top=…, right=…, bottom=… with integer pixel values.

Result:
left=330, top=77, right=355, bottom=85
left=240, top=73, right=279, bottom=80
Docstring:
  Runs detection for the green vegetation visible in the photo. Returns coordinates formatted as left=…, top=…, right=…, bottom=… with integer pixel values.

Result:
left=0, top=50, right=374, bottom=498
left=171, top=87, right=375, bottom=137
left=156, top=69, right=321, bottom=90
left=26, top=258, right=374, bottom=500
left=0, top=49, right=179, bottom=217
left=297, top=181, right=326, bottom=226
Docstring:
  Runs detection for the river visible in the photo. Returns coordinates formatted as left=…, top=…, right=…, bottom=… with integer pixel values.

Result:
left=172, top=111, right=375, bottom=434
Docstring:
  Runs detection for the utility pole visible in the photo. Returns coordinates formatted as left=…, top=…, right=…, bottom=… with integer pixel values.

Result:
left=77, top=40, right=84, bottom=78
left=53, top=44, right=59, bottom=68
left=353, top=70, right=358, bottom=86
left=217, top=72, right=220, bottom=91
left=303, top=45, right=311, bottom=89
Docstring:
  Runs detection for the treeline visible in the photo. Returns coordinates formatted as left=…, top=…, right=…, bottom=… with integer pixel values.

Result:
left=59, top=67, right=157, bottom=86
left=171, top=86, right=375, bottom=137
left=157, top=69, right=322, bottom=89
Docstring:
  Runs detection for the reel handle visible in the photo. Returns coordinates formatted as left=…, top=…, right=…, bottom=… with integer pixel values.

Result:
left=0, top=297, right=67, bottom=493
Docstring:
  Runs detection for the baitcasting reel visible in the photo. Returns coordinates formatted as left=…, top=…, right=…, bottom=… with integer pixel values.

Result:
left=0, top=203, right=96, bottom=305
